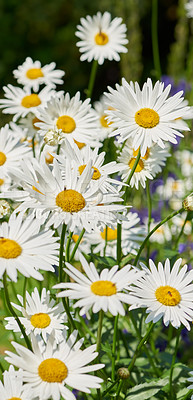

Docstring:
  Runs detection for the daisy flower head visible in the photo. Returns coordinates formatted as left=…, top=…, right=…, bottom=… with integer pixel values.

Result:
left=5, top=331, right=104, bottom=400
left=19, top=112, right=43, bottom=138
left=35, top=91, right=101, bottom=147
left=93, top=94, right=115, bottom=140
left=185, top=0, right=193, bottom=17
left=54, top=254, right=144, bottom=316
left=84, top=211, right=146, bottom=258
left=13, top=57, right=65, bottom=92
left=105, top=78, right=191, bottom=156
left=0, top=124, right=31, bottom=177
left=76, top=11, right=128, bottom=65
left=0, top=84, right=56, bottom=122
left=5, top=287, right=68, bottom=343
left=156, top=176, right=186, bottom=210
left=0, top=365, right=31, bottom=400
left=129, top=258, right=193, bottom=330
left=0, top=212, right=59, bottom=282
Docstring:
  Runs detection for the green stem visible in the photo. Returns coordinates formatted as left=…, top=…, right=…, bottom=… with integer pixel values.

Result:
left=59, top=224, right=67, bottom=283
left=169, top=328, right=181, bottom=399
left=103, top=379, right=119, bottom=397
left=3, top=272, right=32, bottom=351
left=96, top=310, right=104, bottom=354
left=86, top=60, right=98, bottom=99
left=69, top=228, right=85, bottom=261
left=133, top=207, right=184, bottom=266
left=0, top=361, right=4, bottom=373
left=124, top=149, right=141, bottom=205
left=116, top=380, right=124, bottom=399
left=57, top=144, right=61, bottom=155
left=32, top=135, right=36, bottom=158
left=181, top=389, right=193, bottom=400
left=65, top=231, right=73, bottom=263
left=151, top=0, right=162, bottom=78
left=117, top=223, right=122, bottom=265
left=128, top=322, right=154, bottom=373
left=112, top=315, right=119, bottom=381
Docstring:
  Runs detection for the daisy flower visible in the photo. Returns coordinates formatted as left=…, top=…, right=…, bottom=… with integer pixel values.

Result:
left=129, top=258, right=193, bottom=330
left=19, top=112, right=43, bottom=138
left=93, top=94, right=115, bottom=140
left=105, top=78, right=191, bottom=156
left=13, top=56, right=65, bottom=91
left=76, top=11, right=128, bottom=65
left=5, top=287, right=68, bottom=343
left=0, top=124, right=31, bottom=177
left=0, top=365, right=31, bottom=400
left=185, top=0, right=193, bottom=17
left=56, top=141, right=125, bottom=193
left=149, top=221, right=172, bottom=244
left=171, top=212, right=192, bottom=236
left=156, top=177, right=187, bottom=210
left=54, top=254, right=144, bottom=316
left=3, top=156, right=126, bottom=232
left=5, top=331, right=104, bottom=400
left=175, top=149, right=193, bottom=177
left=0, top=84, right=56, bottom=122
left=84, top=211, right=146, bottom=258
left=0, top=212, right=59, bottom=282
left=35, top=92, right=101, bottom=148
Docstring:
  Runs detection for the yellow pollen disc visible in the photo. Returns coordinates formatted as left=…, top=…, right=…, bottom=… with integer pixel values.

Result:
left=30, top=313, right=51, bottom=328
left=133, top=147, right=150, bottom=160
left=135, top=108, right=159, bottom=128
left=91, top=280, right=117, bottom=296
left=26, top=68, right=44, bottom=79
left=100, top=114, right=112, bottom=128
left=101, top=227, right=117, bottom=241
left=45, top=152, right=54, bottom=164
left=56, top=115, right=76, bottom=133
left=56, top=189, right=85, bottom=213
left=0, top=238, right=22, bottom=259
left=0, top=152, right=7, bottom=166
left=172, top=182, right=179, bottom=191
left=95, top=32, right=109, bottom=45
left=21, top=94, right=41, bottom=108
left=32, top=116, right=41, bottom=130
left=72, top=234, right=79, bottom=243
left=128, top=157, right=144, bottom=172
left=8, top=398, right=22, bottom=400
left=0, top=178, right=4, bottom=186
left=74, top=139, right=85, bottom=149
left=38, top=358, right=68, bottom=382
left=78, top=164, right=101, bottom=180
left=155, top=285, right=181, bottom=306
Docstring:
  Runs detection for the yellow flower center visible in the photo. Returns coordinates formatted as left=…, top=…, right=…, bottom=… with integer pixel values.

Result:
left=32, top=116, right=41, bottom=130
left=172, top=182, right=179, bottom=191
left=0, top=178, right=4, bottom=186
left=91, top=280, right=117, bottom=296
left=100, top=227, right=117, bottom=241
left=95, top=32, right=109, bottom=45
left=133, top=147, right=150, bottom=160
left=128, top=157, right=144, bottom=172
left=56, top=116, right=76, bottom=133
left=78, top=164, right=101, bottom=180
left=30, top=313, right=51, bottom=328
left=45, top=152, right=54, bottom=164
left=74, top=139, right=85, bottom=149
left=8, top=398, right=22, bottom=400
left=26, top=68, right=44, bottom=80
left=155, top=285, right=181, bottom=306
left=21, top=94, right=41, bottom=108
left=135, top=108, right=159, bottom=128
left=38, top=358, right=68, bottom=382
left=100, top=114, right=112, bottom=128
left=0, top=238, right=22, bottom=259
left=72, top=234, right=79, bottom=243
left=56, top=189, right=85, bottom=213
left=0, top=152, right=7, bottom=166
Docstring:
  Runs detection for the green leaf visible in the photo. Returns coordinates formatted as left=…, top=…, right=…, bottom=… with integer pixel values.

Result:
left=125, top=378, right=168, bottom=399
left=120, top=253, right=135, bottom=267
left=92, top=254, right=117, bottom=266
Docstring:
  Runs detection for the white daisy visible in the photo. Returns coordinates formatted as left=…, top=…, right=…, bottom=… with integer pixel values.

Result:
left=35, top=91, right=101, bottom=148
left=0, top=124, right=31, bottom=177
left=0, top=365, right=31, bottom=400
left=3, top=157, right=126, bottom=232
left=0, top=85, right=56, bottom=122
left=5, top=331, right=104, bottom=400
left=117, top=142, right=153, bottom=189
left=156, top=177, right=187, bottom=210
left=0, top=212, right=59, bottom=282
left=105, top=78, right=191, bottom=156
left=54, top=254, right=144, bottom=316
left=13, top=56, right=65, bottom=91
left=84, top=211, right=146, bottom=258
left=171, top=212, right=192, bottom=236
left=129, top=258, right=193, bottom=330
left=76, top=11, right=128, bottom=65
left=149, top=221, right=172, bottom=244
left=19, top=112, right=43, bottom=138
left=5, top=287, right=68, bottom=343
left=93, top=94, right=115, bottom=140
left=175, top=149, right=193, bottom=177
left=56, top=141, right=125, bottom=193
left=185, top=0, right=193, bottom=17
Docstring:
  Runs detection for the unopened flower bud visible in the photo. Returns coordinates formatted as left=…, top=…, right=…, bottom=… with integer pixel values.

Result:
left=0, top=200, right=10, bottom=217
left=183, top=193, right=193, bottom=211
left=117, top=367, right=130, bottom=379
left=44, top=129, right=65, bottom=146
